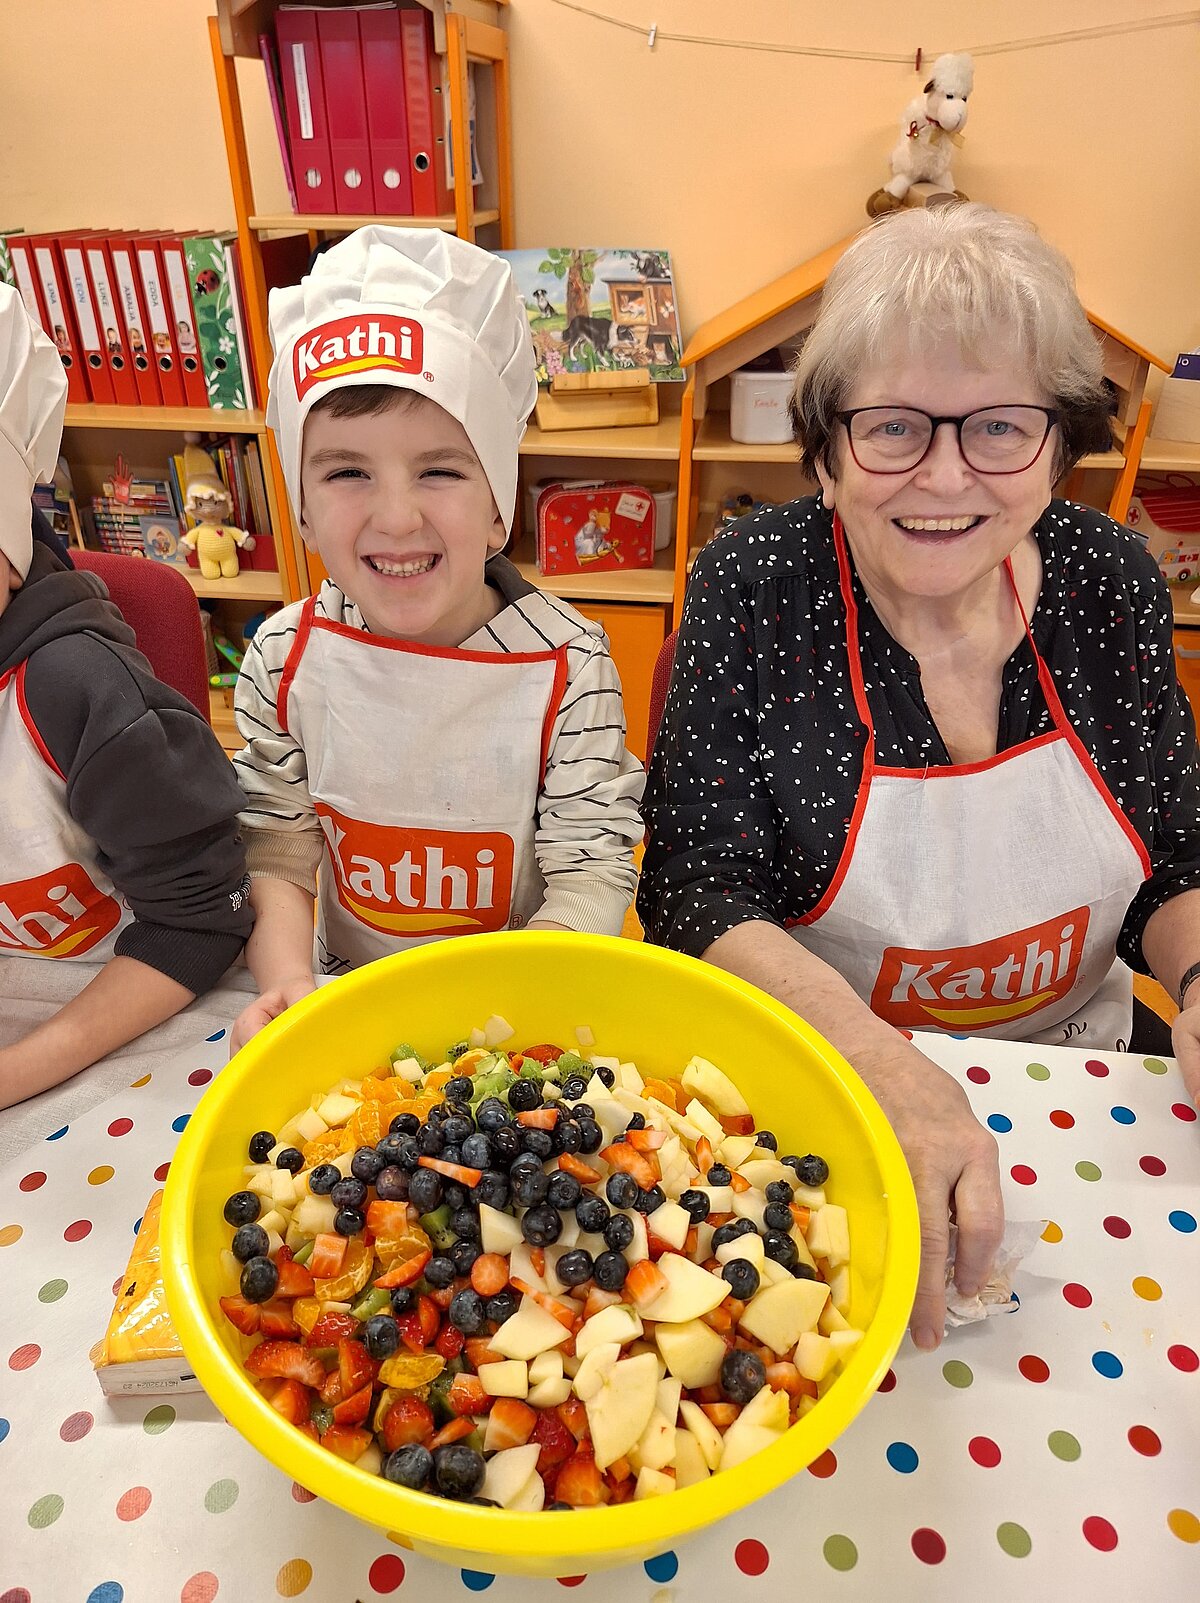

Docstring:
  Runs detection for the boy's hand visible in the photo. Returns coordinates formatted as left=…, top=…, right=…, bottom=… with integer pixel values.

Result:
left=229, top=976, right=317, bottom=1056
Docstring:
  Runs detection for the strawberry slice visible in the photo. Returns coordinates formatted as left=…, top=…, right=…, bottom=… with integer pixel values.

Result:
left=519, top=1043, right=564, bottom=1064
left=531, top=1409, right=576, bottom=1474
left=304, top=1310, right=360, bottom=1349
left=274, top=1258, right=316, bottom=1298
left=337, top=1337, right=378, bottom=1397
left=556, top=1395, right=589, bottom=1441
left=700, top=1401, right=740, bottom=1429
left=321, top=1424, right=373, bottom=1461
left=516, top=1107, right=559, bottom=1129
left=308, top=1232, right=348, bottom=1280
left=626, top=1127, right=666, bottom=1152
left=429, top=1416, right=477, bottom=1449
left=219, top=1294, right=261, bottom=1336
left=625, top=1259, right=669, bottom=1309
left=600, top=1142, right=660, bottom=1190
left=373, top=1249, right=431, bottom=1289
left=417, top=1155, right=484, bottom=1188
left=719, top=1113, right=755, bottom=1136
left=728, top=1170, right=751, bottom=1194
left=332, top=1383, right=374, bottom=1426
left=582, top=1287, right=624, bottom=1319
left=435, top=1322, right=466, bottom=1361
left=395, top=1294, right=440, bottom=1352
left=557, top=1153, right=602, bottom=1185
left=365, top=1200, right=411, bottom=1236
left=447, top=1371, right=492, bottom=1416
left=465, top=1336, right=504, bottom=1369
left=485, top=1397, right=537, bottom=1450
left=258, top=1376, right=313, bottom=1425
left=695, top=1137, right=716, bottom=1173
left=554, top=1444, right=606, bottom=1507
left=244, top=1340, right=326, bottom=1388
left=469, top=1253, right=509, bottom=1298
left=258, top=1299, right=301, bottom=1338
left=380, top=1395, right=435, bottom=1452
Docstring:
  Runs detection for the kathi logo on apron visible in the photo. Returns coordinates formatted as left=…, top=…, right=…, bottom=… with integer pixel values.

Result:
left=0, top=863, right=123, bottom=958
left=316, top=802, right=515, bottom=938
left=871, top=906, right=1091, bottom=1032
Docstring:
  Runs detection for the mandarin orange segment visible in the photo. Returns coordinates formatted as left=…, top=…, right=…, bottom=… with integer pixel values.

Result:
left=347, top=1103, right=389, bottom=1146
left=301, top=1126, right=356, bottom=1166
left=313, top=1238, right=373, bottom=1302
left=423, top=1068, right=454, bottom=1092
left=643, top=1078, right=681, bottom=1111
left=374, top=1226, right=432, bottom=1270
left=359, top=1077, right=407, bottom=1103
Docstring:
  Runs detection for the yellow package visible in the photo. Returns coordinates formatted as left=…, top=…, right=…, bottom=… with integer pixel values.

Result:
left=94, top=1189, right=202, bottom=1396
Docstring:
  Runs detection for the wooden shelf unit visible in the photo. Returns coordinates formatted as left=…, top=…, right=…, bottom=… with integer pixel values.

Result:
left=250, top=209, right=501, bottom=234
left=181, top=568, right=283, bottom=603
left=1141, top=438, right=1200, bottom=473
left=64, top=404, right=266, bottom=434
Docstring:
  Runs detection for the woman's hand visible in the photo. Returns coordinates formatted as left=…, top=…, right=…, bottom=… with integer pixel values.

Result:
left=229, top=975, right=316, bottom=1056
left=1170, top=1003, right=1200, bottom=1106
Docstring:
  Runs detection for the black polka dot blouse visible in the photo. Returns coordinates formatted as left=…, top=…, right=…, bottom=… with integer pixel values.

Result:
left=637, top=495, right=1200, bottom=975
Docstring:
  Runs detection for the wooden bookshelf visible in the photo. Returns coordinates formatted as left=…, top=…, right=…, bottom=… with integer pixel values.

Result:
left=251, top=210, right=501, bottom=234
left=64, top=404, right=266, bottom=434
left=520, top=419, right=681, bottom=461
left=181, top=569, right=283, bottom=603
left=509, top=537, right=675, bottom=606
left=1142, top=438, right=1200, bottom=473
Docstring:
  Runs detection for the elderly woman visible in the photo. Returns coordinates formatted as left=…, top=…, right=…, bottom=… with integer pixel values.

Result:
left=639, top=205, right=1200, bottom=1350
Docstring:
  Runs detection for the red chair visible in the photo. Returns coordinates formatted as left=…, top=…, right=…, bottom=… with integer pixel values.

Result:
left=73, top=551, right=211, bottom=721
left=647, top=629, right=678, bottom=759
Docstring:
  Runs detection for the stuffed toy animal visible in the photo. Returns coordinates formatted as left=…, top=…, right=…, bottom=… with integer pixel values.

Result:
left=866, top=53, right=974, bottom=218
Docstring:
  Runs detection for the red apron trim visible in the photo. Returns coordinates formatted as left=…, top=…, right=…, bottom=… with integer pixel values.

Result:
left=874, top=729, right=1060, bottom=779
left=277, top=596, right=318, bottom=739
left=308, top=613, right=564, bottom=668
left=832, top=516, right=875, bottom=730
left=538, top=649, right=570, bottom=789
left=14, top=663, right=67, bottom=782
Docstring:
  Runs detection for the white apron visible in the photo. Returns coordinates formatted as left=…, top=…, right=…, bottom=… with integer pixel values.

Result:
left=791, top=519, right=1151, bottom=1050
left=280, top=602, right=567, bottom=974
left=0, top=665, right=132, bottom=961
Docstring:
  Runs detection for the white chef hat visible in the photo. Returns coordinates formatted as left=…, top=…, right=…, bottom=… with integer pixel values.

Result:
left=0, top=283, right=68, bottom=580
left=267, top=226, right=537, bottom=533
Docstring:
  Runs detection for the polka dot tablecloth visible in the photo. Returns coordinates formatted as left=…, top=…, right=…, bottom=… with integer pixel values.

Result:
left=2, top=1029, right=1197, bottom=1602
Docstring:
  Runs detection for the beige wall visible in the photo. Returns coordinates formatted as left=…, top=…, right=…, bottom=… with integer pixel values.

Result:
left=2, top=1, right=1196, bottom=360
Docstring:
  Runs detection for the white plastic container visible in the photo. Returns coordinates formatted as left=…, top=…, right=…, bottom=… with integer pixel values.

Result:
left=730, top=368, right=794, bottom=445
left=642, top=481, right=677, bottom=550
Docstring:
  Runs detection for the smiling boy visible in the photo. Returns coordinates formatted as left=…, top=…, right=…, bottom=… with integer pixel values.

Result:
left=230, top=228, right=644, bottom=1049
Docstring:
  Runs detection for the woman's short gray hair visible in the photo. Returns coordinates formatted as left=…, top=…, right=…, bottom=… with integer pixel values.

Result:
left=789, top=204, right=1113, bottom=479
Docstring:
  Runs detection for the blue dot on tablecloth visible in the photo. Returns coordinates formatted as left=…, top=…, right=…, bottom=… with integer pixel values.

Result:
left=1110, top=1106, right=1136, bottom=1125
left=0, top=1417, right=9, bottom=1444
left=85, top=1585, right=124, bottom=1603
left=460, top=1572, right=494, bottom=1591
left=886, top=1441, right=919, bottom=1473
left=132, top=1217, right=142, bottom=1235
left=171, top=1115, right=190, bottom=1133
left=987, top=1114, right=1012, bottom=1133
left=644, top=1552, right=679, bottom=1582
left=206, top=1029, right=227, bottom=1042
left=948, top=1032, right=969, bottom=1041
left=1092, top=1351, right=1124, bottom=1379
left=1169, top=1210, right=1196, bottom=1233
left=46, top=1125, right=69, bottom=1141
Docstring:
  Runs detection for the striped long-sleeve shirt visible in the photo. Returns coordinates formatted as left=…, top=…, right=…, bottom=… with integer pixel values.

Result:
left=232, top=556, right=645, bottom=936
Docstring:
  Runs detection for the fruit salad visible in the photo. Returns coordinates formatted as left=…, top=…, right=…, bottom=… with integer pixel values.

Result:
left=216, top=1018, right=859, bottom=1508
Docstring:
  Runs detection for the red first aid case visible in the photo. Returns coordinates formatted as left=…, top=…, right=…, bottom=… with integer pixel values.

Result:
left=535, top=481, right=656, bottom=576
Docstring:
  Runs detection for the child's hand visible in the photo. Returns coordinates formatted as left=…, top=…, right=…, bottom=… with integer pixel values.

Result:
left=229, top=976, right=317, bottom=1056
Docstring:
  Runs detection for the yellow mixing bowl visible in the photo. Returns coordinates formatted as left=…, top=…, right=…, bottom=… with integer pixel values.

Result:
left=161, top=932, right=918, bottom=1578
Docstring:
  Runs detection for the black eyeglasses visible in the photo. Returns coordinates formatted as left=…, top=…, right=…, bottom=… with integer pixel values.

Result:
left=835, top=405, right=1060, bottom=475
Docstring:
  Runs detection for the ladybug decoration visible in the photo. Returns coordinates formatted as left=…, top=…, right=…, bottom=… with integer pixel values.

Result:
left=194, top=269, right=221, bottom=296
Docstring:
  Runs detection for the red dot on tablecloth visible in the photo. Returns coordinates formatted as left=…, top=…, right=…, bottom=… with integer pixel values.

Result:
left=1171, top=1102, right=1198, bottom=1122
left=1085, top=1059, right=1110, bottom=1077
left=556, top=1579, right=587, bottom=1589
left=1082, top=1516, right=1119, bottom=1551
left=291, top=1482, right=316, bottom=1503
left=1103, top=1216, right=1132, bottom=1239
left=1049, top=1109, right=1075, bottom=1129
left=18, top=1171, right=46, bottom=1192
left=107, top=1117, right=134, bottom=1137
left=111, top=1275, right=123, bottom=1297
left=8, top=1344, right=41, bottom=1371
left=154, top=1162, right=171, bottom=1182
left=1128, top=1425, right=1161, bottom=1456
left=59, top=1411, right=94, bottom=1442
left=735, top=1539, right=770, bottom=1576
left=63, top=1219, right=92, bottom=1243
left=968, top=1436, right=1001, bottom=1468
left=116, top=1485, right=152, bottom=1521
left=1019, top=1355, right=1050, bottom=1383
left=1168, top=1344, right=1199, bottom=1372
left=878, top=1368, right=897, bottom=1393
left=1139, top=1155, right=1166, bottom=1176
left=1063, top=1283, right=1093, bottom=1309
left=808, top=1449, right=838, bottom=1477
left=180, top=1574, right=220, bottom=1603
left=1011, top=1164, right=1037, bottom=1185
left=187, top=1069, right=213, bottom=1087
left=0, top=1589, right=33, bottom=1603
left=911, top=1529, right=947, bottom=1565
left=966, top=1066, right=990, bottom=1084
left=368, top=1553, right=406, bottom=1592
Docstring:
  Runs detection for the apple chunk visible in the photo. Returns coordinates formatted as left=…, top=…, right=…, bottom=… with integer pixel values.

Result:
left=738, top=1278, right=830, bottom=1354
left=654, top=1318, right=727, bottom=1390
left=639, top=1253, right=730, bottom=1324
left=681, top=1055, right=750, bottom=1118
left=583, top=1351, right=660, bottom=1471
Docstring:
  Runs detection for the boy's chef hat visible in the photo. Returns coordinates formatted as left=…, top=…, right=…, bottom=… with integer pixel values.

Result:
left=0, top=283, right=68, bottom=580
left=267, top=227, right=537, bottom=533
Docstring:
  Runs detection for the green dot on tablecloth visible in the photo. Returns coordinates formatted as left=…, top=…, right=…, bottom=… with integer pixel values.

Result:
left=27, top=1492, right=64, bottom=1528
left=942, top=1360, right=974, bottom=1388
left=142, top=1404, right=175, bottom=1435
left=822, top=1535, right=858, bottom=1571
left=1143, top=1057, right=1170, bottom=1075
left=204, top=1478, right=239, bottom=1513
left=37, top=1279, right=68, bottom=1304
left=1075, top=1161, right=1102, bottom=1182
left=1025, top=1062, right=1051, bottom=1081
left=996, top=1522, right=1032, bottom=1557
left=1048, top=1430, right=1081, bottom=1461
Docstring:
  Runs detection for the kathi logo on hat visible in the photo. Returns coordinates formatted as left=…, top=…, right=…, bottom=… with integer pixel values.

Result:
left=293, top=312, right=425, bottom=401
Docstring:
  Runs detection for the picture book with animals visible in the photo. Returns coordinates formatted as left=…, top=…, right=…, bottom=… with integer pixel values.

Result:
left=497, top=248, right=684, bottom=384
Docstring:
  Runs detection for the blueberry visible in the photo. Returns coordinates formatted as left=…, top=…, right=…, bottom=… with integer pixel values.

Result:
left=556, top=1249, right=593, bottom=1287
left=231, top=1223, right=269, bottom=1263
left=791, top=1261, right=818, bottom=1280
left=552, top=1121, right=582, bottom=1156
left=223, top=1190, right=261, bottom=1227
left=389, top=1112, right=420, bottom=1137
left=240, top=1254, right=278, bottom=1302
left=434, top=1442, right=485, bottom=1498
left=511, top=1167, right=549, bottom=1209
left=625, top=1112, right=646, bottom=1131
left=451, top=1207, right=481, bottom=1242
left=473, top=1170, right=510, bottom=1210
left=765, top=1180, right=794, bottom=1205
left=425, top=1255, right=456, bottom=1290
left=443, top=1182, right=469, bottom=1211
left=634, top=1185, right=666, bottom=1215
left=364, top=1314, right=401, bottom=1359
left=449, top=1237, right=481, bottom=1275
left=603, top=1213, right=634, bottom=1252
left=417, top=1123, right=445, bottom=1156
left=334, top=1207, right=365, bottom=1236
left=508, top=1150, right=543, bottom=1178
left=486, top=1289, right=519, bottom=1325
left=711, top=1219, right=756, bottom=1251
left=605, top=1173, right=639, bottom=1210
left=755, top=1129, right=778, bottom=1151
left=593, top=1250, right=629, bottom=1291
left=575, top=1194, right=610, bottom=1234
left=332, top=1177, right=369, bottom=1211
left=375, top=1165, right=410, bottom=1202
left=384, top=1443, right=433, bottom=1489
left=305, top=1165, right=337, bottom=1196
left=547, top=1172, right=581, bottom=1211
left=595, top=1066, right=616, bottom=1088
left=521, top=1205, right=562, bottom=1247
left=247, top=1130, right=275, bottom=1163
left=679, top=1189, right=710, bottom=1224
left=393, top=1135, right=422, bottom=1173
left=449, top=1288, right=488, bottom=1335
left=720, top=1348, right=766, bottom=1406
left=706, top=1163, right=731, bottom=1186
left=440, top=1145, right=463, bottom=1168
left=560, top=1075, right=589, bottom=1101
left=442, top=1115, right=474, bottom=1146
left=390, top=1285, right=416, bottom=1315
left=476, top=1098, right=511, bottom=1134
left=522, top=1129, right=554, bottom=1160
left=575, top=1119, right=604, bottom=1155
left=508, top=1078, right=541, bottom=1113
left=461, top=1132, right=492, bottom=1170
left=407, top=1168, right=444, bottom=1213
left=763, top=1230, right=799, bottom=1269
left=444, top=1076, right=474, bottom=1103
left=721, top=1258, right=761, bottom=1299
left=794, top=1153, right=830, bottom=1188
left=763, top=1203, right=794, bottom=1232
left=275, top=1147, right=304, bottom=1173
left=490, top=1125, right=522, bottom=1162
